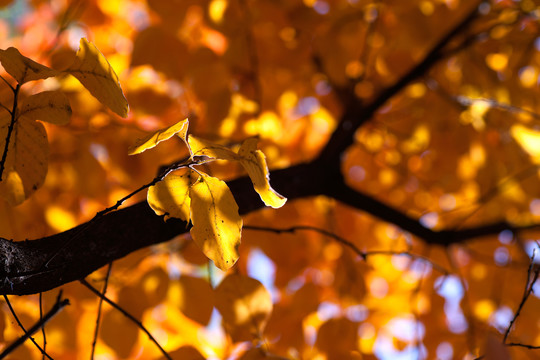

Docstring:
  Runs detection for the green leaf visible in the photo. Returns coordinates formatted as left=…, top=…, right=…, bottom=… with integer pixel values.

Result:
left=0, top=47, right=59, bottom=84
left=128, top=118, right=188, bottom=155
left=189, top=173, right=242, bottom=271
left=18, top=91, right=72, bottom=125
left=65, top=38, right=129, bottom=117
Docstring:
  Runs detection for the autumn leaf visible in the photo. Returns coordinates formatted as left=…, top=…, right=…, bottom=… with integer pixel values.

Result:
left=0, top=115, right=48, bottom=205
left=237, top=138, right=286, bottom=209
left=147, top=174, right=191, bottom=221
left=18, top=91, right=72, bottom=125
left=65, top=38, right=129, bottom=117
left=215, top=274, right=273, bottom=341
left=511, top=124, right=540, bottom=163
left=0, top=47, right=58, bottom=84
left=189, top=173, right=242, bottom=271
left=188, top=134, right=238, bottom=160
left=0, top=170, right=24, bottom=206
left=128, top=118, right=188, bottom=155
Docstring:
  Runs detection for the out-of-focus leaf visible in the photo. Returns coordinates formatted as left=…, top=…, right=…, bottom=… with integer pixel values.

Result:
left=137, top=267, right=169, bottom=308
left=0, top=47, right=59, bottom=84
left=215, top=274, right=273, bottom=341
left=65, top=38, right=129, bottom=117
left=238, top=347, right=290, bottom=360
left=189, top=173, right=242, bottom=270
left=0, top=0, right=14, bottom=9
left=161, top=346, right=206, bottom=360
left=315, top=318, right=359, bottom=359
left=177, top=275, right=214, bottom=325
left=18, top=91, right=71, bottom=125
left=237, top=138, right=286, bottom=209
left=188, top=134, right=237, bottom=160
left=148, top=174, right=191, bottom=221
left=128, top=118, right=188, bottom=155
left=0, top=115, right=48, bottom=205
left=100, top=310, right=138, bottom=358
left=484, top=333, right=511, bottom=360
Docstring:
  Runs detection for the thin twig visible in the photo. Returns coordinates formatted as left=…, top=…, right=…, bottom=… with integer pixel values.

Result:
left=0, top=83, right=20, bottom=183
left=1, top=292, right=68, bottom=359
left=39, top=292, right=47, bottom=360
left=503, top=250, right=540, bottom=343
left=243, top=224, right=449, bottom=274
left=90, top=263, right=112, bottom=360
left=506, top=342, right=540, bottom=349
left=79, top=279, right=172, bottom=360
left=0, top=75, right=14, bottom=92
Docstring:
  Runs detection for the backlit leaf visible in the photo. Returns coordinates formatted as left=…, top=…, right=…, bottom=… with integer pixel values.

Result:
left=65, top=38, right=129, bottom=117
left=128, top=118, right=188, bottom=155
left=189, top=173, right=242, bottom=270
left=188, top=134, right=238, bottom=160
left=0, top=115, right=48, bottom=205
left=18, top=91, right=72, bottom=125
left=215, top=274, right=273, bottom=341
left=237, top=138, right=286, bottom=209
left=147, top=174, right=191, bottom=221
left=511, top=124, right=540, bottom=163
left=0, top=47, right=58, bottom=84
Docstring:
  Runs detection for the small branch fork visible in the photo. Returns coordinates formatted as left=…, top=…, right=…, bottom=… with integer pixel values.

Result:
left=0, top=292, right=69, bottom=359
left=502, top=250, right=540, bottom=347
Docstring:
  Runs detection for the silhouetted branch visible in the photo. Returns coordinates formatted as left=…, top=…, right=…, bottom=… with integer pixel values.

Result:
left=503, top=251, right=540, bottom=344
left=90, top=263, right=112, bottom=360
left=0, top=292, right=68, bottom=359
left=80, top=279, right=172, bottom=360
left=244, top=224, right=449, bottom=274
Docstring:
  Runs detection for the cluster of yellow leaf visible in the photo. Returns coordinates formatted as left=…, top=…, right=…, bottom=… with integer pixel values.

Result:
left=129, top=118, right=287, bottom=270
left=0, top=38, right=128, bottom=205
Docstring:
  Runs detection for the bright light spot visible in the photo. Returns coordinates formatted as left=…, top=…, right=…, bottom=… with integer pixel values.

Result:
left=519, top=66, right=538, bottom=88
left=286, top=276, right=305, bottom=293
left=374, top=333, right=427, bottom=360
left=498, top=230, right=514, bottom=244
left=535, top=37, right=540, bottom=51
left=345, top=60, right=364, bottom=78
left=317, top=302, right=341, bottom=321
left=209, top=0, right=228, bottom=23
left=407, top=83, right=427, bottom=98
left=446, top=303, right=468, bottom=333
left=435, top=275, right=464, bottom=300
left=247, top=248, right=278, bottom=301
left=349, top=165, right=366, bottom=182
left=511, top=125, right=540, bottom=163
left=315, top=79, right=332, bottom=95
left=494, top=247, right=510, bottom=266
left=345, top=304, right=368, bottom=322
left=369, top=277, right=388, bottom=298
left=486, top=53, right=508, bottom=72
left=490, top=306, right=513, bottom=331
left=531, top=199, right=540, bottom=216
left=524, top=241, right=540, bottom=263
left=419, top=1, right=435, bottom=16
left=436, top=342, right=454, bottom=360
left=387, top=317, right=425, bottom=341
left=313, top=0, right=330, bottom=14
left=439, top=194, right=457, bottom=211
left=295, top=96, right=320, bottom=116
left=474, top=299, right=496, bottom=321
left=420, top=212, right=438, bottom=229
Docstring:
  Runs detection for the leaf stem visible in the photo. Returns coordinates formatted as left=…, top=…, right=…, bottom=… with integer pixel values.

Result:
left=0, top=83, right=21, bottom=183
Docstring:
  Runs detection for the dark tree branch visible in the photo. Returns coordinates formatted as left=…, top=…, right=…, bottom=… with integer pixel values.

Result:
left=0, top=292, right=68, bottom=359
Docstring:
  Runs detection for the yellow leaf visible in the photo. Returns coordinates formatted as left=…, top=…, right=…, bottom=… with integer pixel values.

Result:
left=18, top=91, right=72, bottom=125
left=176, top=275, right=215, bottom=325
left=65, top=38, right=129, bottom=117
left=189, top=173, right=242, bottom=270
left=0, top=170, right=24, bottom=206
left=0, top=47, right=58, bottom=84
left=214, top=274, right=273, bottom=341
left=511, top=124, right=540, bottom=163
left=0, top=115, right=48, bottom=205
left=147, top=174, right=191, bottom=221
left=237, top=138, right=286, bottom=209
left=188, top=134, right=238, bottom=160
left=128, top=118, right=189, bottom=155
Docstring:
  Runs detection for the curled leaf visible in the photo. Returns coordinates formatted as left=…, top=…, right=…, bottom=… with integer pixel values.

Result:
left=65, top=38, right=129, bottom=117
left=189, top=173, right=242, bottom=271
left=188, top=134, right=238, bottom=160
left=238, top=138, right=286, bottom=209
left=147, top=174, right=191, bottom=221
left=128, top=118, right=188, bottom=155
left=0, top=47, right=58, bottom=84
left=19, top=91, right=72, bottom=125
